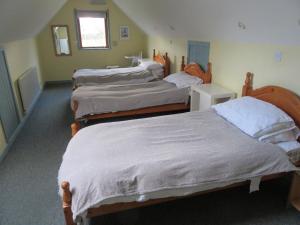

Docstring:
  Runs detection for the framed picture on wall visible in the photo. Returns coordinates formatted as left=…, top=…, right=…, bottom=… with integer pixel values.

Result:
left=120, top=26, right=129, bottom=40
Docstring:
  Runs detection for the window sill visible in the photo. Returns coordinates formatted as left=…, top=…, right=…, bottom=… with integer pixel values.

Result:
left=79, top=47, right=111, bottom=50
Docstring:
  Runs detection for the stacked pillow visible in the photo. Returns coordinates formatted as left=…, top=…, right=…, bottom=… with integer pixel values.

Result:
left=212, top=96, right=300, bottom=143
left=138, top=59, right=164, bottom=78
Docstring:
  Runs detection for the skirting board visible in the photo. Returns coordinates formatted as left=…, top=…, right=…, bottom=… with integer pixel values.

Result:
left=0, top=87, right=43, bottom=163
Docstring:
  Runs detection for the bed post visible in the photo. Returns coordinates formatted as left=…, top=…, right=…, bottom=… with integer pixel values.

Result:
left=71, top=122, right=80, bottom=137
left=72, top=78, right=77, bottom=90
left=71, top=100, right=80, bottom=137
left=153, top=49, right=156, bottom=60
left=164, top=52, right=170, bottom=77
left=72, top=100, right=79, bottom=116
left=242, top=72, right=254, bottom=96
left=181, top=56, right=185, bottom=71
left=61, top=182, right=76, bottom=225
left=206, top=63, right=212, bottom=83
left=72, top=69, right=77, bottom=90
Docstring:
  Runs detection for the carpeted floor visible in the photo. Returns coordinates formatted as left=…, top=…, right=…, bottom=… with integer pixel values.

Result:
left=0, top=84, right=72, bottom=225
left=0, top=84, right=299, bottom=225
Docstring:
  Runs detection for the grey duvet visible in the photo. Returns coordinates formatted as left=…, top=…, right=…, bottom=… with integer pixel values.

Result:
left=72, top=80, right=189, bottom=119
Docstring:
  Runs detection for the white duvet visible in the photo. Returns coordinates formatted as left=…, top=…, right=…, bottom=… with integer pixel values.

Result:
left=72, top=80, right=189, bottom=119
left=58, top=110, right=297, bottom=221
left=73, top=66, right=146, bottom=78
left=73, top=67, right=157, bottom=87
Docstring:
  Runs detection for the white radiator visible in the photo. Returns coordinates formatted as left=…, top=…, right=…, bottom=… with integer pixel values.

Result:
left=18, top=67, right=41, bottom=113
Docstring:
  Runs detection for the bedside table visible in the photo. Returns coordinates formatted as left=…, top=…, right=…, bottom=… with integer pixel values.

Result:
left=289, top=171, right=300, bottom=211
left=190, top=83, right=236, bottom=111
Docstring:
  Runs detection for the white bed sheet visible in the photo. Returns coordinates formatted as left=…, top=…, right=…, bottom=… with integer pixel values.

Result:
left=58, top=110, right=297, bottom=221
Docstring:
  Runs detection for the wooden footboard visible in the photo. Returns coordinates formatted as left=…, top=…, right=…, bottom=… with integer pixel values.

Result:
left=71, top=103, right=190, bottom=137
left=61, top=172, right=291, bottom=224
left=71, top=122, right=80, bottom=137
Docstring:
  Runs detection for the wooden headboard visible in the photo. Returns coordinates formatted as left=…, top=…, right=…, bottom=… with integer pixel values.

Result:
left=180, top=56, right=186, bottom=71
left=242, top=73, right=300, bottom=128
left=180, top=55, right=212, bottom=84
left=152, top=49, right=170, bottom=77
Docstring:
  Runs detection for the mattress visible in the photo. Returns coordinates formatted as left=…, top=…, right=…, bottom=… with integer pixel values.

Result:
left=58, top=110, right=297, bottom=221
left=72, top=80, right=189, bottom=119
left=73, top=66, right=160, bottom=86
left=277, top=141, right=300, bottom=164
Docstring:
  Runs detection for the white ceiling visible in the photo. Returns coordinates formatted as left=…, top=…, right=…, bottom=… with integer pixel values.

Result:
left=113, top=0, right=300, bottom=45
left=0, top=0, right=67, bottom=43
left=0, top=0, right=299, bottom=45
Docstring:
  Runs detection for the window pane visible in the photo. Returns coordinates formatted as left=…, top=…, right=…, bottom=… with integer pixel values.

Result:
left=79, top=17, right=107, bottom=48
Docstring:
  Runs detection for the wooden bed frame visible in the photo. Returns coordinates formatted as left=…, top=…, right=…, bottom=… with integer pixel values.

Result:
left=71, top=57, right=213, bottom=135
left=72, top=49, right=171, bottom=90
left=63, top=73, right=300, bottom=225
left=243, top=72, right=300, bottom=128
left=71, top=102, right=190, bottom=136
left=152, top=49, right=170, bottom=77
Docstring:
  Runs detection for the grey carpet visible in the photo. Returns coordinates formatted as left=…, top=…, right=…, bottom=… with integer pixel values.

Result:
left=0, top=84, right=299, bottom=225
left=0, top=84, right=72, bottom=225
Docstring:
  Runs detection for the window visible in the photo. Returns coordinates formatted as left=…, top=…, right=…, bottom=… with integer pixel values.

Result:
left=75, top=10, right=110, bottom=49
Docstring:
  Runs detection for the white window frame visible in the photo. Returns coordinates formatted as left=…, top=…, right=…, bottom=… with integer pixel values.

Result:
left=75, top=10, right=110, bottom=50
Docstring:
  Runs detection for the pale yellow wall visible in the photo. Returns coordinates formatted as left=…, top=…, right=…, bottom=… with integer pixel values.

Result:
left=37, top=0, right=147, bottom=82
left=210, top=41, right=300, bottom=96
left=147, top=36, right=300, bottom=96
left=0, top=38, right=42, bottom=156
left=147, top=36, right=187, bottom=73
left=3, top=38, right=42, bottom=118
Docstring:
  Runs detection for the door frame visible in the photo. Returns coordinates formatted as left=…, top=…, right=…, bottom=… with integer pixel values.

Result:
left=0, top=47, right=20, bottom=141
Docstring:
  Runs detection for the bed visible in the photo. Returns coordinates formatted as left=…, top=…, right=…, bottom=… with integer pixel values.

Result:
left=59, top=73, right=300, bottom=225
left=70, top=58, right=212, bottom=134
left=72, top=49, right=170, bottom=89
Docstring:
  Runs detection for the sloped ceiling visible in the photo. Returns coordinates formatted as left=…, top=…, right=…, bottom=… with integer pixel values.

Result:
left=113, top=0, right=300, bottom=45
left=1, top=0, right=299, bottom=44
left=0, top=0, right=67, bottom=43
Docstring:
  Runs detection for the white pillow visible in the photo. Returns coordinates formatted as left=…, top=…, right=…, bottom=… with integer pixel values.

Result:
left=139, top=59, right=163, bottom=70
left=150, top=68, right=164, bottom=79
left=212, top=96, right=295, bottom=138
left=258, top=126, right=300, bottom=143
left=164, top=72, right=203, bottom=88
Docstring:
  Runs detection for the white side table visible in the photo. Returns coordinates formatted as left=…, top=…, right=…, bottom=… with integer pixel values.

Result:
left=190, top=83, right=236, bottom=111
